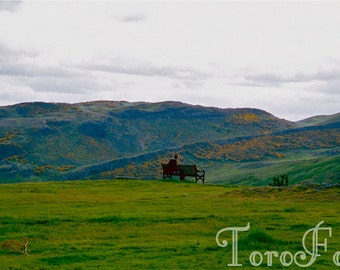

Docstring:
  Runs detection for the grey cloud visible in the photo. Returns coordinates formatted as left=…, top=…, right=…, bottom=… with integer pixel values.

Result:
left=316, top=80, right=340, bottom=95
left=0, top=43, right=38, bottom=59
left=79, top=58, right=212, bottom=93
left=0, top=44, right=39, bottom=77
left=0, top=43, right=96, bottom=97
left=81, top=59, right=209, bottom=82
left=242, top=73, right=283, bottom=87
left=0, top=62, right=78, bottom=79
left=0, top=43, right=80, bottom=78
left=243, top=69, right=340, bottom=87
left=0, top=1, right=22, bottom=12
left=118, top=13, right=146, bottom=23
left=27, top=75, right=96, bottom=95
left=300, top=71, right=336, bottom=82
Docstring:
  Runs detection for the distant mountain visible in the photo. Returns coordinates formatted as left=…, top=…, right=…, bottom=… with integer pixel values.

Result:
left=297, top=113, right=340, bottom=127
left=0, top=101, right=339, bottom=185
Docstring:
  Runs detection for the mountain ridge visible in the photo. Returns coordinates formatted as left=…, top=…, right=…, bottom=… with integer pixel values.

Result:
left=0, top=101, right=339, bottom=184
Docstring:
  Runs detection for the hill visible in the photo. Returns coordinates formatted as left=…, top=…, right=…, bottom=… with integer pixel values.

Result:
left=297, top=113, right=340, bottom=127
left=0, top=101, right=339, bottom=184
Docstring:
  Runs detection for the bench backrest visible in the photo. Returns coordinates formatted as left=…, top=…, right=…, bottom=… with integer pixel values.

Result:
left=162, top=163, right=175, bottom=174
left=178, top=165, right=198, bottom=176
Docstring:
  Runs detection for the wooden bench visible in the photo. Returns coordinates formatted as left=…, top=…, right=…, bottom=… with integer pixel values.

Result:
left=161, top=163, right=205, bottom=183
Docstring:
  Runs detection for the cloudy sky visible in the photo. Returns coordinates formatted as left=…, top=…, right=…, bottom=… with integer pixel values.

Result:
left=0, top=1, right=340, bottom=121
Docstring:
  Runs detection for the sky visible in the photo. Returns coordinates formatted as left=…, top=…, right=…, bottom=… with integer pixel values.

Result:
left=0, top=1, right=340, bottom=121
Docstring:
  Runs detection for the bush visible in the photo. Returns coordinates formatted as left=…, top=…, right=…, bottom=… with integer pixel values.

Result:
left=270, top=174, right=289, bottom=186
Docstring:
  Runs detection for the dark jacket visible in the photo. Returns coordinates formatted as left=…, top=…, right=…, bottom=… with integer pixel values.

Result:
left=167, top=158, right=178, bottom=173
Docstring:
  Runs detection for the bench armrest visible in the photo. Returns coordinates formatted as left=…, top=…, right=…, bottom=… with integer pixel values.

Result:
left=196, top=169, right=205, bottom=175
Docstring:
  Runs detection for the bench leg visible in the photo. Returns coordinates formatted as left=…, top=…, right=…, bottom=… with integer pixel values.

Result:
left=196, top=176, right=205, bottom=184
left=196, top=170, right=205, bottom=184
left=163, top=173, right=173, bottom=180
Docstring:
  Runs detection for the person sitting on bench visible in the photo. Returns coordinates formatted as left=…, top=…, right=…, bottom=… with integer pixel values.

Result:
left=167, top=153, right=184, bottom=180
left=167, top=153, right=178, bottom=173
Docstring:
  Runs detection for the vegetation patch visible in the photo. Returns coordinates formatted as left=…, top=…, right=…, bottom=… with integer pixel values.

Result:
left=0, top=180, right=339, bottom=269
left=40, top=254, right=100, bottom=266
left=1, top=101, right=338, bottom=184
left=238, top=228, right=278, bottom=250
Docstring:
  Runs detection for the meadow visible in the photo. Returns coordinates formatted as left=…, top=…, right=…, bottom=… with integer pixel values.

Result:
left=0, top=179, right=340, bottom=269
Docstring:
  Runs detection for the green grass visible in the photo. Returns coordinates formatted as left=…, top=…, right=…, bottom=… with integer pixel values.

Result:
left=207, top=152, right=340, bottom=185
left=0, top=180, right=340, bottom=269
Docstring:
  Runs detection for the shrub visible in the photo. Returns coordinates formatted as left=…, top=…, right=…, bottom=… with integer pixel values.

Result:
left=270, top=174, right=289, bottom=187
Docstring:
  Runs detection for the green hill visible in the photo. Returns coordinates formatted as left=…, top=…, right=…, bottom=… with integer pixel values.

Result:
left=0, top=101, right=339, bottom=184
left=297, top=113, right=340, bottom=127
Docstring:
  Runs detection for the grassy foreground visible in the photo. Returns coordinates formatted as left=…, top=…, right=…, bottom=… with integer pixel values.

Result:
left=0, top=180, right=340, bottom=269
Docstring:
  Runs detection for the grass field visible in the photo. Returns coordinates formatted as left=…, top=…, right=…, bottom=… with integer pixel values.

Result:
left=0, top=180, right=340, bottom=269
left=204, top=151, right=340, bottom=185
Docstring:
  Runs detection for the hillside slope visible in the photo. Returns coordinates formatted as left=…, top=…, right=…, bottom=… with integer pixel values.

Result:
left=297, top=113, right=340, bottom=127
left=0, top=101, right=339, bottom=184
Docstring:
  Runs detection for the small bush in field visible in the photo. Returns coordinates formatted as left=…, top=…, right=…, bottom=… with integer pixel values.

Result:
left=270, top=174, right=289, bottom=187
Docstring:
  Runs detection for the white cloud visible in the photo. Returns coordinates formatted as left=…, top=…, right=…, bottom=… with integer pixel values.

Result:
left=0, top=1, right=340, bottom=120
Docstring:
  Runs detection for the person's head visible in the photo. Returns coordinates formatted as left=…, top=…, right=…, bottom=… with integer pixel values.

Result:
left=174, top=153, right=178, bottom=159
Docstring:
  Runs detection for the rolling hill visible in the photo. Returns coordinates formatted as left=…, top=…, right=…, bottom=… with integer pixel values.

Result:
left=0, top=101, right=339, bottom=184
